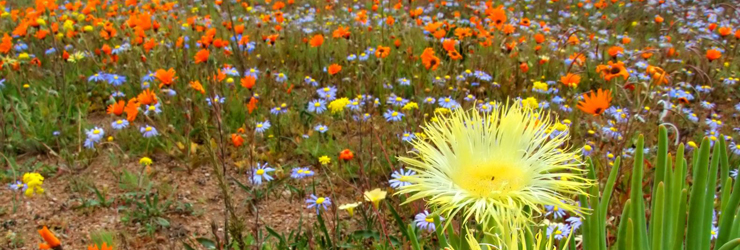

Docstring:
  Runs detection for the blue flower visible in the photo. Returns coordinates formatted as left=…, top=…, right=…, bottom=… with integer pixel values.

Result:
left=566, top=217, right=582, bottom=231
left=111, top=119, right=129, bottom=130
left=401, top=132, right=416, bottom=142
left=438, top=96, right=459, bottom=109
left=306, top=194, right=331, bottom=214
left=255, top=121, right=271, bottom=133
left=251, top=162, right=275, bottom=185
left=144, top=103, right=162, bottom=115
left=546, top=204, right=567, bottom=219
left=106, top=74, right=126, bottom=86
left=414, top=210, right=442, bottom=232
left=140, top=125, right=159, bottom=138
left=383, top=110, right=404, bottom=122
left=390, top=168, right=415, bottom=188
left=206, top=95, right=226, bottom=106
left=314, top=124, right=328, bottom=133
left=307, top=99, right=326, bottom=113
left=291, top=167, right=314, bottom=179
left=317, top=86, right=337, bottom=100
left=546, top=224, right=571, bottom=240
left=88, top=72, right=107, bottom=83
left=274, top=72, right=288, bottom=83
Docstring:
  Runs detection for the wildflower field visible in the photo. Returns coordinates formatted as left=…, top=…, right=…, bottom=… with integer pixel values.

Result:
left=6, top=0, right=740, bottom=249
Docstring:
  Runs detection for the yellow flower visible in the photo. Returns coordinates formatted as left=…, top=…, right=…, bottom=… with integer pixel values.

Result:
left=402, top=102, right=419, bottom=111
left=364, top=188, right=387, bottom=209
left=83, top=25, right=93, bottom=32
left=18, top=53, right=29, bottom=60
left=22, top=173, right=44, bottom=197
left=434, top=108, right=450, bottom=114
left=521, top=97, right=539, bottom=109
left=139, top=157, right=153, bottom=166
left=319, top=155, right=331, bottom=165
left=328, top=98, right=350, bottom=114
left=339, top=202, right=362, bottom=216
left=532, top=81, right=548, bottom=91
left=397, top=103, right=590, bottom=231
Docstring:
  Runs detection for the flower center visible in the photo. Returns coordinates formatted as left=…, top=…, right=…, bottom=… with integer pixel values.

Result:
left=453, top=162, right=529, bottom=198
left=145, top=127, right=152, bottom=132
left=555, top=230, right=562, bottom=235
left=316, top=197, right=325, bottom=204
left=425, top=216, right=434, bottom=223
left=93, top=129, right=100, bottom=134
left=256, top=169, right=265, bottom=175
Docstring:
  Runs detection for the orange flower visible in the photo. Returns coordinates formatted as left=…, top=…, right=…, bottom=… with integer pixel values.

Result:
left=567, top=34, right=580, bottom=45
left=332, top=26, right=350, bottom=39
left=487, top=5, right=506, bottom=29
left=577, top=89, right=612, bottom=116
left=240, top=76, right=256, bottom=89
left=88, top=243, right=113, bottom=250
left=194, top=49, right=210, bottom=64
left=124, top=98, right=141, bottom=121
left=607, top=46, right=623, bottom=57
left=560, top=73, right=581, bottom=87
left=38, top=226, right=61, bottom=250
left=534, top=33, right=545, bottom=44
left=309, top=34, right=324, bottom=47
left=155, top=68, right=176, bottom=88
left=328, top=64, right=342, bottom=75
left=706, top=49, right=721, bottom=61
left=442, top=39, right=457, bottom=52
left=190, top=80, right=206, bottom=94
left=519, top=62, right=529, bottom=73
left=247, top=96, right=258, bottom=114
left=137, top=89, right=158, bottom=105
left=718, top=27, right=732, bottom=37
left=421, top=48, right=440, bottom=71
left=646, top=65, right=669, bottom=85
left=339, top=149, right=354, bottom=161
left=107, top=100, right=126, bottom=116
left=655, top=15, right=664, bottom=23
left=0, top=33, right=12, bottom=54
left=595, top=61, right=629, bottom=81
left=375, top=46, right=390, bottom=58
left=231, top=134, right=244, bottom=147
left=447, top=50, right=462, bottom=60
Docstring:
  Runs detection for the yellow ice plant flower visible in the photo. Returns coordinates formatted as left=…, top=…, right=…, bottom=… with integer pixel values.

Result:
left=397, top=104, right=590, bottom=231
left=22, top=173, right=44, bottom=197
left=328, top=97, right=350, bottom=114
left=318, top=155, right=331, bottom=165
left=139, top=157, right=153, bottom=166
left=339, top=202, right=362, bottom=216
left=364, top=188, right=387, bottom=209
left=402, top=102, right=419, bottom=111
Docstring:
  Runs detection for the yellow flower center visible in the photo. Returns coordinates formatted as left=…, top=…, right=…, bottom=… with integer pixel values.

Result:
left=149, top=106, right=155, bottom=111
left=425, top=216, right=434, bottom=223
left=297, top=169, right=304, bottom=173
left=316, top=197, right=325, bottom=204
left=145, top=127, right=152, bottom=132
left=391, top=112, right=398, bottom=117
left=117, top=120, right=123, bottom=124
left=314, top=102, right=321, bottom=107
left=256, top=169, right=265, bottom=175
left=93, top=129, right=100, bottom=134
left=453, top=162, right=529, bottom=197
left=555, top=230, right=562, bottom=235
left=257, top=124, right=263, bottom=128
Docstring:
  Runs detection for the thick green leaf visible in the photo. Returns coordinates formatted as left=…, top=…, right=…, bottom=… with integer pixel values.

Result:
left=650, top=182, right=665, bottom=250
left=687, top=137, right=711, bottom=250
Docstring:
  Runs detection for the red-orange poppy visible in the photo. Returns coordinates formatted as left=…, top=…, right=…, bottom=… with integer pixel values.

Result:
left=38, top=226, right=61, bottom=250
left=328, top=64, right=342, bottom=75
left=194, top=49, right=210, bottom=64
left=339, top=149, right=354, bottom=161
left=107, top=100, right=125, bottom=116
left=155, top=68, right=177, bottom=88
left=137, top=89, right=158, bottom=105
left=241, top=76, right=256, bottom=89
left=706, top=49, right=721, bottom=61
left=375, top=45, right=390, bottom=58
left=309, top=34, right=324, bottom=47
left=231, top=134, right=244, bottom=147
left=577, top=89, right=612, bottom=116
left=560, top=73, right=581, bottom=88
left=190, top=81, right=206, bottom=94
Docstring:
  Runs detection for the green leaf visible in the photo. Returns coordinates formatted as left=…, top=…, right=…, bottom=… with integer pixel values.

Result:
left=650, top=182, right=665, bottom=250
left=616, top=200, right=632, bottom=250
left=687, top=137, right=712, bottom=250
left=386, top=200, right=410, bottom=241
left=718, top=238, right=740, bottom=250
left=265, top=226, right=286, bottom=248
left=196, top=238, right=217, bottom=250
left=630, top=135, right=649, bottom=250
